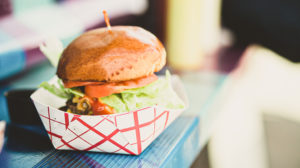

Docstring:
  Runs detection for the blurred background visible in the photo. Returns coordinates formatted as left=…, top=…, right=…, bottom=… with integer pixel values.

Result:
left=1, top=0, right=300, bottom=168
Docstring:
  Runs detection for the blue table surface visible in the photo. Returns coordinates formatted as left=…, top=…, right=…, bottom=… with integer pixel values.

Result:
left=0, top=62, right=226, bottom=167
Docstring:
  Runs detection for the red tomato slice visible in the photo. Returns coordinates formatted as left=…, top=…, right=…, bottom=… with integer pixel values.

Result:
left=85, top=74, right=158, bottom=98
left=63, top=80, right=104, bottom=88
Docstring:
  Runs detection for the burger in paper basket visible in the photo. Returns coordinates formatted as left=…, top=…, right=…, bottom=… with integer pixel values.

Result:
left=31, top=11, right=187, bottom=155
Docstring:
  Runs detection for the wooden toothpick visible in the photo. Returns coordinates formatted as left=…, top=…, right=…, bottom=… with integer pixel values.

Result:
left=103, top=10, right=112, bottom=33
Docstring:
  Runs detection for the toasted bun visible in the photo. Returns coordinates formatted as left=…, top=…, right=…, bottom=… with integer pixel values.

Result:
left=57, top=26, right=166, bottom=82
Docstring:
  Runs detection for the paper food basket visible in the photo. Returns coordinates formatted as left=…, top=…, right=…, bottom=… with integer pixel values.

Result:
left=31, top=75, right=188, bottom=155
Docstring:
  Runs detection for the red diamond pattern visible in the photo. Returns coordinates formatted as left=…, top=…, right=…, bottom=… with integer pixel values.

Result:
left=34, top=102, right=182, bottom=155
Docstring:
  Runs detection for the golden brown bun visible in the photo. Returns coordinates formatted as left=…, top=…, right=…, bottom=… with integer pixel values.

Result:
left=57, top=26, right=166, bottom=82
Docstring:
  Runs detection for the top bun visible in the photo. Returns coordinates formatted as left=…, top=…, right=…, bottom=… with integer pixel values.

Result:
left=57, top=26, right=166, bottom=82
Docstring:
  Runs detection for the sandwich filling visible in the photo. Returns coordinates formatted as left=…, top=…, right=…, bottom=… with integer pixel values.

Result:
left=40, top=71, right=185, bottom=115
left=61, top=74, right=158, bottom=115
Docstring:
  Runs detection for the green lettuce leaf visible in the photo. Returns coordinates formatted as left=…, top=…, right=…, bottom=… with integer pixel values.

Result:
left=100, top=94, right=127, bottom=113
left=101, top=71, right=185, bottom=113
left=39, top=80, right=84, bottom=99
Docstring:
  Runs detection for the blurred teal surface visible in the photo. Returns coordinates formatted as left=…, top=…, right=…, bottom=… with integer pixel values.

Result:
left=12, top=0, right=55, bottom=14
left=9, top=62, right=55, bottom=89
left=0, top=61, right=55, bottom=121
left=0, top=30, right=25, bottom=80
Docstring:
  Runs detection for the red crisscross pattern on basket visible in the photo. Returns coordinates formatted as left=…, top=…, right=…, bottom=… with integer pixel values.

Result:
left=38, top=106, right=173, bottom=155
left=116, top=108, right=170, bottom=151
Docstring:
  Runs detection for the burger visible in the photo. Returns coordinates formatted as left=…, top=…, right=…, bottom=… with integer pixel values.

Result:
left=39, top=25, right=185, bottom=115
